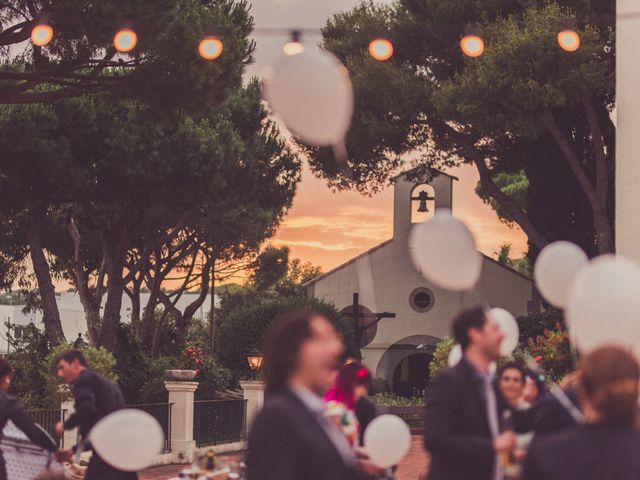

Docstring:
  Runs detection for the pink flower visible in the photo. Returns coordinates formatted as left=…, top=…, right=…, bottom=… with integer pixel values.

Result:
left=535, top=355, right=542, bottom=363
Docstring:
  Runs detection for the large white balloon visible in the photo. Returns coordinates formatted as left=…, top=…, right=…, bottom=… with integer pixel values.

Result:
left=490, top=308, right=519, bottom=356
left=364, top=415, right=411, bottom=468
left=89, top=409, right=164, bottom=471
left=448, top=344, right=463, bottom=367
left=534, top=241, right=588, bottom=308
left=566, top=255, right=640, bottom=354
left=409, top=210, right=482, bottom=291
left=263, top=49, right=353, bottom=146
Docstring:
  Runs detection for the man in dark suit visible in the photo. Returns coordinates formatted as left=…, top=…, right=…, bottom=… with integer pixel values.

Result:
left=54, top=350, right=137, bottom=480
left=424, top=305, right=517, bottom=480
left=247, top=311, right=372, bottom=480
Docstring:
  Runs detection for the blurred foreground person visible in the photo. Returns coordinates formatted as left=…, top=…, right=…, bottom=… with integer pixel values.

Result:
left=424, top=305, right=521, bottom=480
left=0, top=358, right=60, bottom=480
left=247, top=311, right=367, bottom=480
left=523, top=346, right=640, bottom=480
left=54, top=350, right=137, bottom=480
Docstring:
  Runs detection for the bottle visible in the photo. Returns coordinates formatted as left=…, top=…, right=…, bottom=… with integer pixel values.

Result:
left=501, top=410, right=514, bottom=472
left=205, top=450, right=216, bottom=474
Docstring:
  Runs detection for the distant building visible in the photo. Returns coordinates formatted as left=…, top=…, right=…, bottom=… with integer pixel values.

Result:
left=305, top=170, right=539, bottom=397
left=0, top=292, right=218, bottom=354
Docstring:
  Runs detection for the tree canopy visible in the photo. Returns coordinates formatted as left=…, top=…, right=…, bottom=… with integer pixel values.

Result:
left=312, top=0, right=614, bottom=256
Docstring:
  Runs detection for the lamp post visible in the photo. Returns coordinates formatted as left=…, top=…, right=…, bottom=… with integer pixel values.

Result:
left=246, top=349, right=263, bottom=381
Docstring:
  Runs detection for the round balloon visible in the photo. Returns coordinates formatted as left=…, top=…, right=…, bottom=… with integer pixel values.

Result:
left=409, top=210, right=482, bottom=291
left=534, top=241, right=588, bottom=308
left=263, top=48, right=353, bottom=146
left=490, top=308, right=519, bottom=356
left=89, top=409, right=164, bottom=471
left=566, top=255, right=640, bottom=354
left=364, top=415, right=411, bottom=468
left=448, top=344, right=463, bottom=367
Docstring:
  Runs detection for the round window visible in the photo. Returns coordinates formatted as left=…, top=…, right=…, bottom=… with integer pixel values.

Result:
left=409, top=287, right=435, bottom=313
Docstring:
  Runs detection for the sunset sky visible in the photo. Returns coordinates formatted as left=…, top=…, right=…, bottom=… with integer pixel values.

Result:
left=248, top=0, right=527, bottom=273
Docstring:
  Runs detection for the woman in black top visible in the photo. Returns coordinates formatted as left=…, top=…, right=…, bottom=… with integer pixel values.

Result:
left=523, top=345, right=640, bottom=480
left=0, top=358, right=59, bottom=480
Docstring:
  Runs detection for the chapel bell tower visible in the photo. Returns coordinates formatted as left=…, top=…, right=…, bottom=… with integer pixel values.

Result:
left=393, top=169, right=456, bottom=240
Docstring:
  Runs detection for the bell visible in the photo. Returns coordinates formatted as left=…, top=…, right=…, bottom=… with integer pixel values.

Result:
left=415, top=191, right=430, bottom=213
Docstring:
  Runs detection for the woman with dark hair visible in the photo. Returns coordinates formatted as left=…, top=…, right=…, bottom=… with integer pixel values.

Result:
left=325, top=362, right=374, bottom=446
left=497, top=362, right=526, bottom=408
left=523, top=345, right=640, bottom=480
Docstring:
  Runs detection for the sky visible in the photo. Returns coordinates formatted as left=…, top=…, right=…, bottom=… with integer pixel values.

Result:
left=247, top=0, right=527, bottom=272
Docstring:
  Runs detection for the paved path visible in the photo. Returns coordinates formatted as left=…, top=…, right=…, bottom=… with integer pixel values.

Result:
left=141, top=436, right=429, bottom=480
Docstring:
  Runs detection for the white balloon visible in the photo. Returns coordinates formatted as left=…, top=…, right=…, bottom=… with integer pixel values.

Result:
left=409, top=210, right=482, bottom=291
left=89, top=409, right=164, bottom=471
left=490, top=308, right=519, bottom=356
left=566, top=255, right=640, bottom=354
left=263, top=48, right=353, bottom=146
left=364, top=415, right=411, bottom=468
left=448, top=344, right=462, bottom=367
left=534, top=241, right=588, bottom=308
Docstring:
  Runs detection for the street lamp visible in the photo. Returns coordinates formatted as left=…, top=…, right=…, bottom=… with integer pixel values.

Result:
left=558, top=29, right=580, bottom=52
left=246, top=349, right=263, bottom=380
left=283, top=30, right=304, bottom=56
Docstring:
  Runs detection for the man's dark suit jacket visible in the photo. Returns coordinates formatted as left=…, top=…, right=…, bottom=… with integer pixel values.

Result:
left=523, top=423, right=640, bottom=480
left=424, top=358, right=518, bottom=480
left=64, top=370, right=137, bottom=480
left=247, top=388, right=362, bottom=480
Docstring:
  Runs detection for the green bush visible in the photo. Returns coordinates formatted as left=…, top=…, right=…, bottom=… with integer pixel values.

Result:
left=370, top=377, right=390, bottom=395
left=526, top=326, right=574, bottom=382
left=428, top=337, right=455, bottom=380
left=44, top=343, right=118, bottom=405
left=517, top=308, right=566, bottom=345
left=215, top=292, right=357, bottom=381
left=7, top=324, right=51, bottom=409
left=371, top=393, right=424, bottom=407
left=113, top=324, right=151, bottom=404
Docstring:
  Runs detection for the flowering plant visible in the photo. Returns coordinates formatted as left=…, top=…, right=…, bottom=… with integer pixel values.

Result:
left=183, top=347, right=206, bottom=376
left=526, top=324, right=574, bottom=382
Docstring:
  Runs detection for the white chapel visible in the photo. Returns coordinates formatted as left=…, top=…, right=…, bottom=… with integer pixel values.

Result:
left=305, top=170, right=539, bottom=397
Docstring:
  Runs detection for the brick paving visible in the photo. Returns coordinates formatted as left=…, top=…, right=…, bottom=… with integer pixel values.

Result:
left=140, top=436, right=429, bottom=480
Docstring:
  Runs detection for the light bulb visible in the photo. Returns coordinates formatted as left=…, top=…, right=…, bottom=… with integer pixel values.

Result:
left=368, top=38, right=394, bottom=61
left=114, top=29, right=137, bottom=53
left=558, top=29, right=580, bottom=52
left=199, top=37, right=224, bottom=60
left=460, top=34, right=485, bottom=58
left=31, top=24, right=53, bottom=47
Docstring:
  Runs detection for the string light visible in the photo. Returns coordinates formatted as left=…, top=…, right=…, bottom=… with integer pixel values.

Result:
left=368, top=38, right=394, bottom=61
left=199, top=36, right=224, bottom=60
left=283, top=31, right=304, bottom=56
left=460, top=34, right=485, bottom=58
left=114, top=29, right=138, bottom=53
left=558, top=29, right=580, bottom=52
left=31, top=23, right=54, bottom=47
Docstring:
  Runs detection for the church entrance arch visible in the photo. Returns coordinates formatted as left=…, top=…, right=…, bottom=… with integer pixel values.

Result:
left=375, top=335, right=440, bottom=398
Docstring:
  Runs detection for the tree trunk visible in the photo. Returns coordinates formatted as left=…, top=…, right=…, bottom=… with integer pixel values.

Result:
left=98, top=243, right=126, bottom=350
left=27, top=216, right=65, bottom=346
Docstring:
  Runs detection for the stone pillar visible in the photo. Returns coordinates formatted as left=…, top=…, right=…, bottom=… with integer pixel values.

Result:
left=240, top=380, right=266, bottom=431
left=617, top=0, right=640, bottom=260
left=165, top=381, right=199, bottom=463
left=60, top=398, right=78, bottom=450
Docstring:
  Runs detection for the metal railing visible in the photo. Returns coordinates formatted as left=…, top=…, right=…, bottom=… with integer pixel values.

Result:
left=28, top=408, right=67, bottom=448
left=193, top=399, right=247, bottom=447
left=379, top=405, right=425, bottom=433
left=129, top=402, right=173, bottom=453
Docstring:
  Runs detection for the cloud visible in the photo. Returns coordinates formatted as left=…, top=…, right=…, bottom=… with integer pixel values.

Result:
left=272, top=239, right=359, bottom=252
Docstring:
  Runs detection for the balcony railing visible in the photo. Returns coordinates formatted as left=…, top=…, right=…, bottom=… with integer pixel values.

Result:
left=194, top=399, right=247, bottom=447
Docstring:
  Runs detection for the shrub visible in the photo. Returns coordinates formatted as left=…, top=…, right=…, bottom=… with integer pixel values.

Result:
left=369, top=377, right=390, bottom=395
left=371, top=393, right=424, bottom=407
left=428, top=337, right=455, bottom=380
left=113, top=324, right=151, bottom=404
left=215, top=292, right=357, bottom=381
left=44, top=343, right=118, bottom=405
left=517, top=308, right=565, bottom=345
left=526, top=326, right=574, bottom=383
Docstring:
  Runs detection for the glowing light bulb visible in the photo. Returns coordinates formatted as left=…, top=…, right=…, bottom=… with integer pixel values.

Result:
left=114, top=29, right=137, bottom=53
left=199, top=37, right=224, bottom=60
left=368, top=38, right=394, bottom=61
left=558, top=29, right=580, bottom=52
left=31, top=24, right=53, bottom=47
left=460, top=34, right=485, bottom=58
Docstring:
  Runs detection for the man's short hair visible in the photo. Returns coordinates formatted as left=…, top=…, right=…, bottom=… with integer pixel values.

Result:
left=0, top=358, right=12, bottom=378
left=55, top=349, right=88, bottom=367
left=452, top=305, right=489, bottom=351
